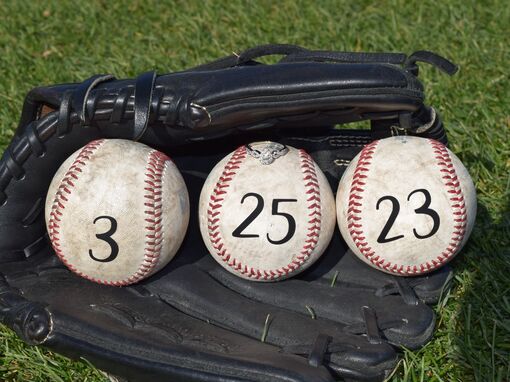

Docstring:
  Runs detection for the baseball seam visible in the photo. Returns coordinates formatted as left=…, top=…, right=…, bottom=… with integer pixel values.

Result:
left=130, top=149, right=169, bottom=284
left=347, top=139, right=468, bottom=275
left=48, top=140, right=168, bottom=286
left=206, top=146, right=321, bottom=280
left=48, top=139, right=106, bottom=283
left=428, top=139, right=468, bottom=267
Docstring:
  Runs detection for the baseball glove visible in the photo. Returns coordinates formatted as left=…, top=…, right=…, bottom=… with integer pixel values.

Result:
left=0, top=45, right=457, bottom=382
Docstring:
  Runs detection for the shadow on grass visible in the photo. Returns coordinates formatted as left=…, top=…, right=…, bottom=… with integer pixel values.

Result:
left=448, top=198, right=510, bottom=382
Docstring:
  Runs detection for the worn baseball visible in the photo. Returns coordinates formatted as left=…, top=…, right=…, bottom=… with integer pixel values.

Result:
left=336, top=136, right=476, bottom=275
left=45, top=139, right=190, bottom=286
left=199, top=141, right=335, bottom=282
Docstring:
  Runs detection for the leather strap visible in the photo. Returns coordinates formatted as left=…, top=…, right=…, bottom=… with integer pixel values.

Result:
left=21, top=198, right=44, bottom=227
left=133, top=71, right=157, bottom=141
left=237, top=44, right=307, bottom=65
left=362, top=306, right=382, bottom=344
left=110, top=87, right=131, bottom=124
left=281, top=50, right=407, bottom=64
left=5, top=148, right=24, bottom=180
left=308, top=334, right=331, bottom=367
left=26, top=123, right=45, bottom=157
left=57, top=90, right=73, bottom=136
left=394, top=278, right=419, bottom=306
left=71, top=74, right=115, bottom=125
left=406, top=50, right=459, bottom=76
left=23, top=236, right=47, bottom=258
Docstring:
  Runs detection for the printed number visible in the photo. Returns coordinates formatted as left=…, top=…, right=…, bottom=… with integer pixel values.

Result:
left=376, top=189, right=440, bottom=244
left=267, top=199, right=297, bottom=244
left=408, top=189, right=441, bottom=239
left=232, top=193, right=297, bottom=245
left=89, top=216, right=119, bottom=262
left=376, top=196, right=404, bottom=243
left=231, top=193, right=264, bottom=239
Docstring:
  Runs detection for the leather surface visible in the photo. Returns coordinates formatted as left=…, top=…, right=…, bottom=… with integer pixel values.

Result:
left=0, top=124, right=451, bottom=382
left=16, top=45, right=449, bottom=146
left=0, top=45, right=457, bottom=382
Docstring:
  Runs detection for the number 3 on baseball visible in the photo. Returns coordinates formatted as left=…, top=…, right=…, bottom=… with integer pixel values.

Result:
left=45, top=139, right=190, bottom=286
left=336, top=136, right=476, bottom=275
left=199, top=142, right=336, bottom=281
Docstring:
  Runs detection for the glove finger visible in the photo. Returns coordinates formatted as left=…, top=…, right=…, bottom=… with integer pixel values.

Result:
left=145, top=263, right=398, bottom=381
left=199, top=256, right=434, bottom=350
left=150, top=166, right=399, bottom=378
left=301, top=242, right=453, bottom=304
left=174, top=165, right=434, bottom=350
left=1, top=262, right=336, bottom=382
left=281, top=135, right=454, bottom=304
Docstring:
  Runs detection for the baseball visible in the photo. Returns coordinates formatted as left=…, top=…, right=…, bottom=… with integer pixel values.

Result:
left=336, top=136, right=476, bottom=275
left=198, top=141, right=335, bottom=281
left=45, top=139, right=190, bottom=286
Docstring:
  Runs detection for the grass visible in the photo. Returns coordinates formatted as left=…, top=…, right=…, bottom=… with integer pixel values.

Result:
left=0, top=0, right=508, bottom=381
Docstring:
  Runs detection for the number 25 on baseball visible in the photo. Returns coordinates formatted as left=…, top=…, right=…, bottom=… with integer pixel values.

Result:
left=377, top=188, right=440, bottom=243
left=232, top=193, right=297, bottom=245
left=199, top=142, right=337, bottom=281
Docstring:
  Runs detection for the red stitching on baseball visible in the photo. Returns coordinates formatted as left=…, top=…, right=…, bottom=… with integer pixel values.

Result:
left=48, top=140, right=107, bottom=284
left=427, top=139, right=468, bottom=268
left=48, top=140, right=171, bottom=286
left=347, top=139, right=468, bottom=275
left=206, top=146, right=322, bottom=280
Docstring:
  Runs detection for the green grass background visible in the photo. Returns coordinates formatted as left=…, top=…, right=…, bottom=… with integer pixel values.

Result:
left=0, top=0, right=508, bottom=381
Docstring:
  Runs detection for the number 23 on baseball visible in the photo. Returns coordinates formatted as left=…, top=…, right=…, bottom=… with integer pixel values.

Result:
left=336, top=136, right=476, bottom=276
left=376, top=188, right=439, bottom=243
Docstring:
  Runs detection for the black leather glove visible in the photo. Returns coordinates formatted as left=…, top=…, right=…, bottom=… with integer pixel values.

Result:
left=0, top=45, right=456, bottom=382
